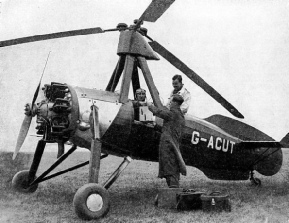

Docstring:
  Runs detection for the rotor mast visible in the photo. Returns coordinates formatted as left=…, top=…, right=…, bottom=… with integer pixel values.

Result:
left=106, top=21, right=163, bottom=108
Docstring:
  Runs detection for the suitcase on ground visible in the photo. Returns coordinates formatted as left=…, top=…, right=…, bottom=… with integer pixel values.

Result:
left=200, top=191, right=231, bottom=212
left=155, top=188, right=183, bottom=208
left=176, top=189, right=205, bottom=210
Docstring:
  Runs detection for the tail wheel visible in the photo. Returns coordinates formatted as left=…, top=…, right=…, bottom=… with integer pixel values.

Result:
left=12, top=170, right=38, bottom=193
left=73, top=183, right=110, bottom=220
left=250, top=177, right=261, bottom=186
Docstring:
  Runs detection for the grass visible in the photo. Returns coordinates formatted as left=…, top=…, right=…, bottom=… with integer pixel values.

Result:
left=1, top=149, right=289, bottom=223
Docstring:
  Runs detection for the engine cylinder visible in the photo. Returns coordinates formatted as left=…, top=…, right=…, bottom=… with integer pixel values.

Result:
left=36, top=82, right=72, bottom=141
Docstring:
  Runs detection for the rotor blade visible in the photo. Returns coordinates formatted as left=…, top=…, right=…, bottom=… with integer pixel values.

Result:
left=0, top=27, right=104, bottom=47
left=149, top=41, right=244, bottom=119
left=13, top=115, right=32, bottom=160
left=139, top=0, right=175, bottom=22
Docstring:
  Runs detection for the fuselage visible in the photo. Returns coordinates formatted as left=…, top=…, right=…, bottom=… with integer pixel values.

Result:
left=35, top=83, right=283, bottom=181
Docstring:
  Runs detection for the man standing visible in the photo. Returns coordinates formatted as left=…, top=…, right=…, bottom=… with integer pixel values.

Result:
left=166, top=74, right=191, bottom=114
left=148, top=95, right=187, bottom=188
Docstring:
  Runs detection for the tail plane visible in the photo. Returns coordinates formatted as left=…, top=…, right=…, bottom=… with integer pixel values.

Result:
left=280, top=133, right=289, bottom=148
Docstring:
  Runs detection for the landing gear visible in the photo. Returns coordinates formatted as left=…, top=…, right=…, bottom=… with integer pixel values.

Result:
left=73, top=156, right=132, bottom=220
left=73, top=183, right=110, bottom=220
left=12, top=170, right=38, bottom=193
left=249, top=171, right=261, bottom=186
left=73, top=105, right=132, bottom=220
left=12, top=140, right=45, bottom=193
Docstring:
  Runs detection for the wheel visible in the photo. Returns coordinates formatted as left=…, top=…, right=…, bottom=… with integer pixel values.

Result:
left=250, top=177, right=261, bottom=186
left=73, top=183, right=110, bottom=220
left=12, top=170, right=38, bottom=193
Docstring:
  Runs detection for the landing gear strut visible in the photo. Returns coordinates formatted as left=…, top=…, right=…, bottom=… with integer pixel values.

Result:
left=249, top=171, right=261, bottom=186
left=73, top=105, right=132, bottom=220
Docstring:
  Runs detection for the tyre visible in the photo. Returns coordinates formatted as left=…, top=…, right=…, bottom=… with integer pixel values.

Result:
left=73, top=183, right=110, bottom=220
left=12, top=170, right=38, bottom=193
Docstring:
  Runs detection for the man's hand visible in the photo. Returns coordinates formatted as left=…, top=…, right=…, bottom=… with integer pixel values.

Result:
left=147, top=102, right=154, bottom=107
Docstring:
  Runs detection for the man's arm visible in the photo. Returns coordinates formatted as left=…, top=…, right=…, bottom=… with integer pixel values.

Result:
left=180, top=90, right=191, bottom=114
left=165, top=90, right=173, bottom=109
left=148, top=103, right=172, bottom=121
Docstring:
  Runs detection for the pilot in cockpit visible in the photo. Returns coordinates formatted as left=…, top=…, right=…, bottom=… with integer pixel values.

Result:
left=134, top=88, right=147, bottom=106
left=132, top=88, right=153, bottom=122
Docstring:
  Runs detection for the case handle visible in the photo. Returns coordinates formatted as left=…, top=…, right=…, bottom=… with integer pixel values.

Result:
left=208, top=191, right=221, bottom=196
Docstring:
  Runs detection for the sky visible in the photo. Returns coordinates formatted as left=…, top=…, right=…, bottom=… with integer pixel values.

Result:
left=0, top=0, right=289, bottom=152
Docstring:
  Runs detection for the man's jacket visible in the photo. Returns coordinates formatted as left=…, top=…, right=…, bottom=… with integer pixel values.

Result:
left=166, top=86, right=191, bottom=114
left=149, top=104, right=187, bottom=177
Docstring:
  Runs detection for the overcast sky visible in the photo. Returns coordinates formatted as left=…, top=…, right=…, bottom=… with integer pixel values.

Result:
left=0, top=0, right=289, bottom=152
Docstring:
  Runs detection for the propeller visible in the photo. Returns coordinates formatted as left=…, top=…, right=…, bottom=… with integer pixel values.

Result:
left=0, top=27, right=104, bottom=47
left=148, top=41, right=244, bottom=119
left=13, top=52, right=51, bottom=160
left=13, top=114, right=33, bottom=160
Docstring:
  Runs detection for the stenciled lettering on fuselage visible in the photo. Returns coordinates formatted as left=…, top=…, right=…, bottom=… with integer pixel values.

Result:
left=191, top=131, right=235, bottom=154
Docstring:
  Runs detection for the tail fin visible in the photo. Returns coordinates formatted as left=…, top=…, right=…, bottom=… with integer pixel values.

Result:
left=280, top=133, right=289, bottom=148
left=205, top=114, right=274, bottom=141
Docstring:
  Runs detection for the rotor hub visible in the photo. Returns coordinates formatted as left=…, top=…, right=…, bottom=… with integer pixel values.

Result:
left=133, top=19, right=143, bottom=26
left=139, top=27, right=148, bottom=36
left=116, top=23, right=128, bottom=31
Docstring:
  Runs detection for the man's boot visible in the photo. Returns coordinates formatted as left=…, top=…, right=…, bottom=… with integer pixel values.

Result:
left=166, top=175, right=180, bottom=188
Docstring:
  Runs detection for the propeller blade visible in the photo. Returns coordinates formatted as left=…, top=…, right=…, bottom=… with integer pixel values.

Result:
left=31, top=52, right=51, bottom=110
left=139, top=0, right=175, bottom=22
left=13, top=52, right=51, bottom=160
left=13, top=115, right=32, bottom=160
left=149, top=41, right=244, bottom=119
left=0, top=27, right=104, bottom=47
left=31, top=83, right=41, bottom=111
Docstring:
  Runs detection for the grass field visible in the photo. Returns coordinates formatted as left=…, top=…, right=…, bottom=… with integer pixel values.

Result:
left=1, top=149, right=289, bottom=223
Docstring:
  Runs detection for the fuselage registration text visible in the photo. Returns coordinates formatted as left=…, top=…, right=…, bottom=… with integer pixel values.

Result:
left=191, top=131, right=235, bottom=154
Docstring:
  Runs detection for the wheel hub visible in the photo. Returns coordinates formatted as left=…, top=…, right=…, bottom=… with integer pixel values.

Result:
left=86, top=194, right=103, bottom=212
